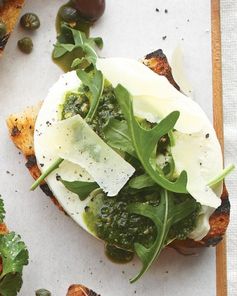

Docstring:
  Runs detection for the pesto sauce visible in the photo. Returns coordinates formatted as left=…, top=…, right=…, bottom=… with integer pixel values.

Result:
left=83, top=188, right=159, bottom=256
left=105, top=244, right=134, bottom=264
left=53, top=1, right=91, bottom=72
left=83, top=187, right=200, bottom=263
left=61, top=80, right=124, bottom=136
left=61, top=81, right=200, bottom=264
left=60, top=85, right=91, bottom=120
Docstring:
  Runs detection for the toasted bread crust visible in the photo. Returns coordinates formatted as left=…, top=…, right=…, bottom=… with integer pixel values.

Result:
left=6, top=50, right=230, bottom=249
left=0, top=0, right=25, bottom=56
left=67, top=285, right=100, bottom=296
left=143, top=49, right=180, bottom=91
left=6, top=104, right=65, bottom=212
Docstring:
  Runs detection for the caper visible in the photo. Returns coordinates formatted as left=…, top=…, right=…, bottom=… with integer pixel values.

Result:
left=20, top=13, right=40, bottom=31
left=17, top=37, right=33, bottom=54
left=35, top=289, right=51, bottom=296
left=59, top=6, right=79, bottom=22
left=0, top=21, right=7, bottom=38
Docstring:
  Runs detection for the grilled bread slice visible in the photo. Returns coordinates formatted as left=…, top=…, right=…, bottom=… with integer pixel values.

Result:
left=66, top=284, right=100, bottom=296
left=0, top=0, right=24, bottom=56
left=6, top=49, right=230, bottom=249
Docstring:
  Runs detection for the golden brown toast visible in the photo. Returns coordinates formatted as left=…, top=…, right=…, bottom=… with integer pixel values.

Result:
left=66, top=284, right=100, bottom=296
left=0, top=0, right=24, bottom=56
left=6, top=49, right=230, bottom=249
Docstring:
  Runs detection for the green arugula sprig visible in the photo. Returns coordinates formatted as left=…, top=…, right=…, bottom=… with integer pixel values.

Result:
left=128, top=189, right=198, bottom=283
left=53, top=23, right=103, bottom=69
left=207, top=164, right=235, bottom=187
left=103, top=118, right=136, bottom=157
left=0, top=198, right=29, bottom=296
left=77, top=68, right=104, bottom=122
left=61, top=179, right=99, bottom=201
left=114, top=84, right=188, bottom=194
left=128, top=174, right=155, bottom=189
left=31, top=67, right=104, bottom=191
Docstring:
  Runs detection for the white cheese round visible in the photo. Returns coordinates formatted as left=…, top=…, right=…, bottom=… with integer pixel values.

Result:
left=34, top=57, right=223, bottom=241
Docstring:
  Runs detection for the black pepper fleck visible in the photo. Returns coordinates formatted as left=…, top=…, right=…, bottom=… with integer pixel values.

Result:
left=56, top=174, right=61, bottom=181
left=85, top=206, right=90, bottom=212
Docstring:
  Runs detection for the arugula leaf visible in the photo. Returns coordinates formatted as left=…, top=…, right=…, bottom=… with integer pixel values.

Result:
left=53, top=23, right=102, bottom=67
left=60, top=179, right=99, bottom=201
left=103, top=119, right=136, bottom=157
left=207, top=164, right=235, bottom=187
left=77, top=68, right=104, bottom=123
left=128, top=190, right=197, bottom=282
left=93, top=37, right=103, bottom=49
left=129, top=174, right=155, bottom=189
left=71, top=56, right=96, bottom=70
left=0, top=232, right=29, bottom=279
left=0, top=273, right=23, bottom=296
left=0, top=198, right=6, bottom=223
left=114, top=84, right=187, bottom=194
left=53, top=44, right=70, bottom=59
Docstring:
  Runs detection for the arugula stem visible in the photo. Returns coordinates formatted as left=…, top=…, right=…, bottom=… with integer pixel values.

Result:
left=207, top=164, right=235, bottom=187
left=30, top=158, right=64, bottom=191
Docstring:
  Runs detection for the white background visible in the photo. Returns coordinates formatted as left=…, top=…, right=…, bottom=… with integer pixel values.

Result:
left=0, top=0, right=219, bottom=295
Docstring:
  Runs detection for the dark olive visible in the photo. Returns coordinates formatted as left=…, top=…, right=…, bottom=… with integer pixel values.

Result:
left=20, top=13, right=40, bottom=31
left=0, top=21, right=7, bottom=38
left=59, top=6, right=79, bottom=22
left=35, top=289, right=51, bottom=296
left=17, top=37, right=33, bottom=54
left=72, top=0, right=105, bottom=22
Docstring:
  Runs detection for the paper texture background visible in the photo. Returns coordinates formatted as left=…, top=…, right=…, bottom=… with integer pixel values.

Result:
left=0, top=0, right=221, bottom=295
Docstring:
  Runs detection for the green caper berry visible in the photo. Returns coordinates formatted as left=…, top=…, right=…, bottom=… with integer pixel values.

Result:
left=20, top=13, right=40, bottom=31
left=59, top=6, right=79, bottom=22
left=17, top=37, right=33, bottom=54
left=35, top=289, right=51, bottom=296
left=0, top=21, right=7, bottom=38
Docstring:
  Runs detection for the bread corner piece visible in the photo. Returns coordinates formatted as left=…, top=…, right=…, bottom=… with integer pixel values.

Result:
left=6, top=49, right=230, bottom=250
left=6, top=104, right=65, bottom=212
left=67, top=284, right=100, bottom=296
left=0, top=0, right=25, bottom=56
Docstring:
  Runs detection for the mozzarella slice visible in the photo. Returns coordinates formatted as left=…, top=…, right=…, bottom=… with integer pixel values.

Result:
left=34, top=57, right=223, bottom=240
left=188, top=206, right=215, bottom=241
left=171, top=46, right=193, bottom=96
left=97, top=58, right=211, bottom=134
left=37, top=115, right=135, bottom=196
left=171, top=131, right=222, bottom=208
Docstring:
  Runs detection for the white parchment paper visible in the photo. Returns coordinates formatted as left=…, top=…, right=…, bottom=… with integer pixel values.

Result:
left=0, top=1, right=216, bottom=295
